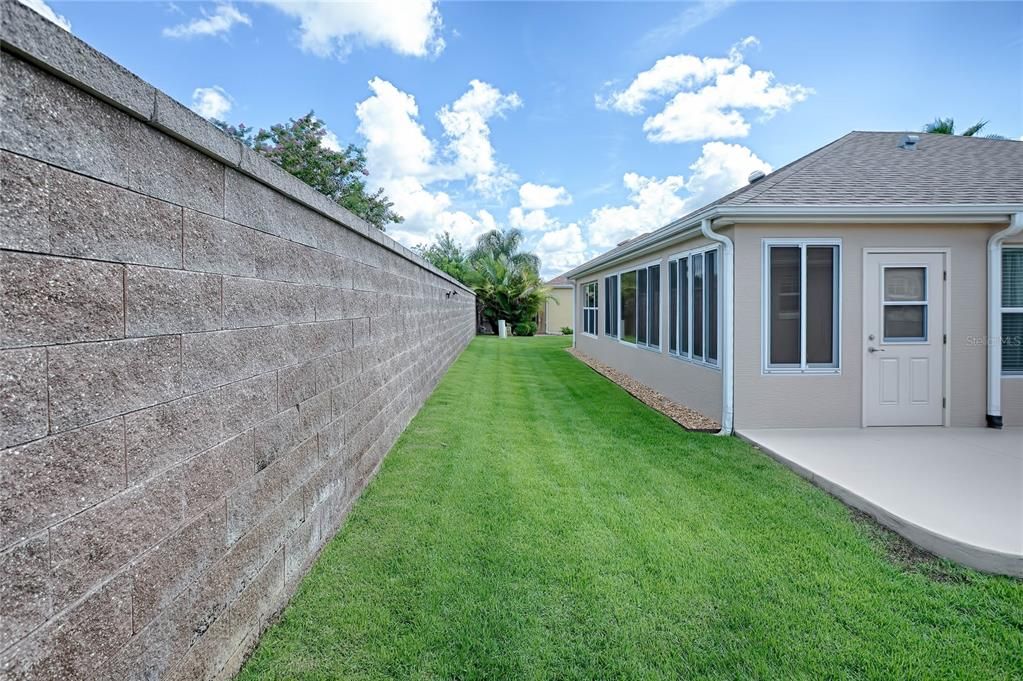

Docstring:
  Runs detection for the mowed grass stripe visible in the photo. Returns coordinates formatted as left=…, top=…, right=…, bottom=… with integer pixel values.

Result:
left=238, top=336, right=1022, bottom=680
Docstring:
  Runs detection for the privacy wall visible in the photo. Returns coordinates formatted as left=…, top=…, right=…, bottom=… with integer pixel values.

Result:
left=0, top=2, right=475, bottom=679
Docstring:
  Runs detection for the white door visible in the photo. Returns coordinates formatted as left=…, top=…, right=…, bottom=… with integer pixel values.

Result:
left=863, top=252, right=945, bottom=426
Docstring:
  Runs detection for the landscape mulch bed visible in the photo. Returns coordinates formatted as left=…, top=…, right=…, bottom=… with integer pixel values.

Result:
left=566, top=347, right=720, bottom=432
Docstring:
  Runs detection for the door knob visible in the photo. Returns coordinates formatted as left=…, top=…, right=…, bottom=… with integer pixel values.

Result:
left=867, top=346, right=885, bottom=353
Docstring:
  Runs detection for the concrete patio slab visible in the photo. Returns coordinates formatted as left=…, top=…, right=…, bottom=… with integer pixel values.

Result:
left=737, top=427, right=1023, bottom=577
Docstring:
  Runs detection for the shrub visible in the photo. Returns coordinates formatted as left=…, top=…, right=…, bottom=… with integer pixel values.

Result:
left=513, top=321, right=537, bottom=336
left=561, top=327, right=573, bottom=335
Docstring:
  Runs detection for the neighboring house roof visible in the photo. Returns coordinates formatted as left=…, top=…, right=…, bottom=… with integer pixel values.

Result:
left=566, top=131, right=1023, bottom=279
left=545, top=274, right=574, bottom=288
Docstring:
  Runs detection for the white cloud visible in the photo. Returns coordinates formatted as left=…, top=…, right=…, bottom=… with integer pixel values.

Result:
left=535, top=223, right=589, bottom=279
left=518, top=182, right=572, bottom=211
left=436, top=80, right=522, bottom=196
left=355, top=77, right=523, bottom=248
left=509, top=207, right=557, bottom=232
left=599, top=36, right=811, bottom=143
left=163, top=3, right=251, bottom=39
left=356, top=77, right=436, bottom=181
left=190, top=85, right=233, bottom=120
left=18, top=0, right=71, bottom=30
left=265, top=0, right=444, bottom=58
left=320, top=128, right=343, bottom=152
left=586, top=141, right=770, bottom=249
left=587, top=173, right=688, bottom=249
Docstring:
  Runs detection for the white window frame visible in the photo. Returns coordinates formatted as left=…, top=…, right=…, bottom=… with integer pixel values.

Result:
left=1003, top=246, right=1023, bottom=377
left=761, top=238, right=842, bottom=375
left=881, top=265, right=929, bottom=344
left=582, top=281, right=599, bottom=338
left=615, top=259, right=662, bottom=351
left=668, top=244, right=721, bottom=370
left=603, top=274, right=618, bottom=338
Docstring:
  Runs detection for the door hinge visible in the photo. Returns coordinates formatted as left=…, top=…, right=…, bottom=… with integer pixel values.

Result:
left=943, top=270, right=947, bottom=281
left=943, top=334, right=947, bottom=345
left=942, top=397, right=946, bottom=409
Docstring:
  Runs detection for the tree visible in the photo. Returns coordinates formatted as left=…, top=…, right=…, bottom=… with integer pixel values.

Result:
left=414, top=228, right=552, bottom=334
left=213, top=113, right=402, bottom=231
left=469, top=228, right=541, bottom=275
left=465, top=254, right=552, bottom=334
left=414, top=232, right=471, bottom=284
left=923, top=117, right=1005, bottom=139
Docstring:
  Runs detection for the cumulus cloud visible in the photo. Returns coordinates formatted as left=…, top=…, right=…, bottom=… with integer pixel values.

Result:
left=535, top=223, right=589, bottom=279
left=508, top=207, right=558, bottom=232
left=586, top=141, right=770, bottom=249
left=518, top=182, right=572, bottom=211
left=190, top=85, right=233, bottom=120
left=355, top=77, right=523, bottom=248
left=437, top=80, right=522, bottom=196
left=598, top=36, right=811, bottom=143
left=265, top=0, right=444, bottom=58
left=320, top=128, right=343, bottom=152
left=163, top=3, right=251, bottom=39
left=18, top=0, right=70, bottom=30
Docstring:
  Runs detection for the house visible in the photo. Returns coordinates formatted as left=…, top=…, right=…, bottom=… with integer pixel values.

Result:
left=539, top=274, right=574, bottom=334
left=564, top=131, right=1023, bottom=575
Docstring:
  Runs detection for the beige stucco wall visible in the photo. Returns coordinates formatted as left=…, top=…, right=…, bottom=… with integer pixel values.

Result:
left=543, top=287, right=574, bottom=334
left=733, top=223, right=1022, bottom=429
left=574, top=233, right=727, bottom=423
left=571, top=222, right=1022, bottom=430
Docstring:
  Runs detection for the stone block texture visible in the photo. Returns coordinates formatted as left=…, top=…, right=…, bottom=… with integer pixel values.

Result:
left=0, top=8, right=475, bottom=679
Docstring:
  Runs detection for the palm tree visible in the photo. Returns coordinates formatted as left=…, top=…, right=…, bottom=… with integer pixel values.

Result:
left=469, top=228, right=541, bottom=275
left=465, top=253, right=552, bottom=335
left=924, top=117, right=1003, bottom=138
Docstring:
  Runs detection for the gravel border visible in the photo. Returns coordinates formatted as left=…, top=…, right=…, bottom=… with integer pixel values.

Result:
left=566, top=347, right=721, bottom=432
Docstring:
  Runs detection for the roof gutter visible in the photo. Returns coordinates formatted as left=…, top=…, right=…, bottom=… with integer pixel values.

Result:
left=986, top=212, right=1023, bottom=428
left=565, top=204, right=1023, bottom=280
left=700, top=218, right=734, bottom=436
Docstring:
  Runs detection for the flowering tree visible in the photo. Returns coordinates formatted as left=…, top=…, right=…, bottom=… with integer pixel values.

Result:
left=213, top=112, right=401, bottom=230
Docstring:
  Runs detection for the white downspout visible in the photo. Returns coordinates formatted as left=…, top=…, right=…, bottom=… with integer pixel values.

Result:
left=701, top=218, right=734, bottom=435
left=986, top=212, right=1023, bottom=428
left=572, top=282, right=577, bottom=349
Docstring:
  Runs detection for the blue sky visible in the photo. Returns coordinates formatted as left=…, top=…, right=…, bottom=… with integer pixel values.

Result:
left=32, top=0, right=1023, bottom=277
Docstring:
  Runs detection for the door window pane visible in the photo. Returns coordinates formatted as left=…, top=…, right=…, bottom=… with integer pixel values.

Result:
left=668, top=262, right=678, bottom=353
left=885, top=267, right=925, bottom=301
left=706, top=251, right=717, bottom=363
left=621, top=270, right=637, bottom=343
left=637, top=269, right=648, bottom=345
left=769, top=246, right=801, bottom=365
left=648, top=264, right=660, bottom=347
left=692, top=255, right=704, bottom=359
left=806, top=246, right=836, bottom=365
left=884, top=305, right=926, bottom=341
left=1003, top=312, right=1023, bottom=374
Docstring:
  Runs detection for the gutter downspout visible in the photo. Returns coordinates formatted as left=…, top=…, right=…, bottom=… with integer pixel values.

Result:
left=572, top=282, right=577, bottom=349
left=701, top=218, right=734, bottom=435
left=986, top=212, right=1023, bottom=428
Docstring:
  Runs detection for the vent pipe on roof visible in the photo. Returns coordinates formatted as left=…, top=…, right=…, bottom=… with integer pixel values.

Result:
left=899, top=134, right=920, bottom=149
left=748, top=170, right=765, bottom=183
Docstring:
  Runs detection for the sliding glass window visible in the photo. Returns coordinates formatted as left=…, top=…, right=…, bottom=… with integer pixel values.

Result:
left=582, top=281, right=598, bottom=336
left=668, top=247, right=719, bottom=366
left=604, top=275, right=618, bottom=338
left=764, top=241, right=840, bottom=372
left=617, top=263, right=660, bottom=349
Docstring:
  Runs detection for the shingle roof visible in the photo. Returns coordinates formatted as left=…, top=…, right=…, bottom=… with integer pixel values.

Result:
left=545, top=274, right=573, bottom=287
left=722, top=131, right=1023, bottom=206
left=566, top=132, right=1023, bottom=279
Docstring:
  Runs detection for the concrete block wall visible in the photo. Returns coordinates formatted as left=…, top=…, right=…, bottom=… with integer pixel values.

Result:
left=0, top=2, right=476, bottom=679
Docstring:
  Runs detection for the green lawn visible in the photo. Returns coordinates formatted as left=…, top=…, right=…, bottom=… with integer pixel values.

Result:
left=238, top=336, right=1021, bottom=680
